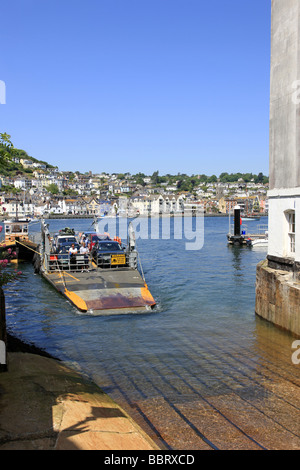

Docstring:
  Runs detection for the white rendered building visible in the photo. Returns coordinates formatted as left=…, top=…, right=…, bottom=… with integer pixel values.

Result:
left=267, top=0, right=300, bottom=271
left=255, top=0, right=300, bottom=336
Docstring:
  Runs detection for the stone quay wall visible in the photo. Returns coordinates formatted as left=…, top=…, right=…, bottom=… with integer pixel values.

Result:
left=255, top=259, right=300, bottom=337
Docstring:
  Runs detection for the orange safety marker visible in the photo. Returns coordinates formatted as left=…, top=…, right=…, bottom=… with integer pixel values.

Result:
left=64, top=289, right=88, bottom=312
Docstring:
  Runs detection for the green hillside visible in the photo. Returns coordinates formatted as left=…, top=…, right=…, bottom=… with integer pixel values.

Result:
left=0, top=132, right=54, bottom=177
left=0, top=132, right=269, bottom=186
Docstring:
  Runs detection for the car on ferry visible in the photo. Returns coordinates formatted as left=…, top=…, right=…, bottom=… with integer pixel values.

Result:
left=52, top=229, right=78, bottom=253
left=55, top=235, right=77, bottom=249
left=49, top=241, right=82, bottom=270
left=91, top=240, right=127, bottom=268
left=80, top=231, right=112, bottom=251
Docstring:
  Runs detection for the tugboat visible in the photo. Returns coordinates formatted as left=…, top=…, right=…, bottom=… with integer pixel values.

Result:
left=0, top=218, right=38, bottom=261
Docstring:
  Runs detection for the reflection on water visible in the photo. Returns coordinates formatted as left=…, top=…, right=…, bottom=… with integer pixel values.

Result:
left=4, top=217, right=300, bottom=450
left=230, top=245, right=245, bottom=281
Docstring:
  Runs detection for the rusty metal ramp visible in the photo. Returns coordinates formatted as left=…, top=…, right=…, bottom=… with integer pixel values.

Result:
left=43, top=267, right=156, bottom=315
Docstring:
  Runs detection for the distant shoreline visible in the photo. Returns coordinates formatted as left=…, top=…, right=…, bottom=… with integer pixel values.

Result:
left=0, top=213, right=268, bottom=221
left=46, top=213, right=226, bottom=219
left=45, top=212, right=268, bottom=219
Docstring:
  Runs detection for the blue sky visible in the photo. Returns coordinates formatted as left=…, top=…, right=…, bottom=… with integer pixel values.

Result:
left=1, top=0, right=271, bottom=176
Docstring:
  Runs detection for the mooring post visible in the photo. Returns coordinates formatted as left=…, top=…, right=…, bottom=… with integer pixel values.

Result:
left=234, top=205, right=241, bottom=237
left=0, top=287, right=7, bottom=372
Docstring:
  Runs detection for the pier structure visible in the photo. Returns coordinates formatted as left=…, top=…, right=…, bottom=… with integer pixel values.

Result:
left=255, top=0, right=300, bottom=335
left=227, top=205, right=243, bottom=245
left=227, top=205, right=267, bottom=245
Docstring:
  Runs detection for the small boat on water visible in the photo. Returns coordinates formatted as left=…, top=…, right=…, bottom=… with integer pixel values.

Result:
left=33, top=219, right=156, bottom=315
left=250, top=238, right=268, bottom=247
left=241, top=214, right=261, bottom=221
left=246, top=228, right=268, bottom=248
left=0, top=218, right=38, bottom=261
left=246, top=237, right=268, bottom=248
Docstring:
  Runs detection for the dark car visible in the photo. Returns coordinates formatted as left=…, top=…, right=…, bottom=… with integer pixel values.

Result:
left=81, top=232, right=111, bottom=251
left=92, top=240, right=127, bottom=268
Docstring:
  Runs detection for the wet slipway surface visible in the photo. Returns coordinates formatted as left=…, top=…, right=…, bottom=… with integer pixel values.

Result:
left=4, top=217, right=300, bottom=450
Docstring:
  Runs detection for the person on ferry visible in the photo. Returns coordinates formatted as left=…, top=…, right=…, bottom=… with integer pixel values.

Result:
left=69, top=243, right=78, bottom=270
left=80, top=241, right=89, bottom=270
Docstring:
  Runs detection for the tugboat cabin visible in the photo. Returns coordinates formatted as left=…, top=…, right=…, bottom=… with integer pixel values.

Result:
left=0, top=218, right=38, bottom=262
left=4, top=219, right=30, bottom=243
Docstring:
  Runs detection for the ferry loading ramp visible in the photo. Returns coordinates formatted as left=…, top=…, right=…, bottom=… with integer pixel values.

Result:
left=43, top=267, right=156, bottom=314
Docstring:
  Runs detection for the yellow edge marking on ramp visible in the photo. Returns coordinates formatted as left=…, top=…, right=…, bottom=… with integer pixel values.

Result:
left=141, top=284, right=156, bottom=305
left=47, top=271, right=80, bottom=281
left=63, top=272, right=80, bottom=281
left=64, top=289, right=88, bottom=311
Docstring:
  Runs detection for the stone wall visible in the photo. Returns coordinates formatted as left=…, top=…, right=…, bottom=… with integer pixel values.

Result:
left=255, top=260, right=300, bottom=337
left=0, top=287, right=7, bottom=371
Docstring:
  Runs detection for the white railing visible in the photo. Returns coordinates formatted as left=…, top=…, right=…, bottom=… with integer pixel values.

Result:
left=44, top=250, right=137, bottom=272
left=45, top=252, right=90, bottom=272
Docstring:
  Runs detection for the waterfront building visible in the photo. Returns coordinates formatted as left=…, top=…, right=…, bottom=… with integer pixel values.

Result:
left=255, top=0, right=300, bottom=335
left=1, top=197, right=34, bottom=218
left=129, top=194, right=185, bottom=215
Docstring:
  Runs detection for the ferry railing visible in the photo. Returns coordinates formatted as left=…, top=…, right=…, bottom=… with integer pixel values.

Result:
left=244, top=224, right=268, bottom=238
left=137, top=250, right=145, bottom=282
left=229, top=223, right=268, bottom=237
left=45, top=252, right=90, bottom=272
left=257, top=224, right=268, bottom=234
left=44, top=249, right=138, bottom=272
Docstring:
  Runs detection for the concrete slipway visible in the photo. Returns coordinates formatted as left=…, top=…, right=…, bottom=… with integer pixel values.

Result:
left=0, top=350, right=158, bottom=450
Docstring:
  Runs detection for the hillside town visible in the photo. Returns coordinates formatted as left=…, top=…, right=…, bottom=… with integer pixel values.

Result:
left=0, top=133, right=268, bottom=219
left=0, top=165, right=268, bottom=219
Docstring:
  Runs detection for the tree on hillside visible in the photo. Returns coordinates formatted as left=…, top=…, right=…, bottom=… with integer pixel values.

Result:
left=133, top=172, right=146, bottom=186
left=151, top=170, right=159, bottom=185
left=47, top=183, right=59, bottom=195
left=255, top=172, right=264, bottom=184
left=207, top=174, right=217, bottom=183
left=198, top=174, right=208, bottom=183
left=0, top=133, right=13, bottom=148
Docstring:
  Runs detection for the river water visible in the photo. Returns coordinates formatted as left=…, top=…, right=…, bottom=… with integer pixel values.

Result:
left=3, top=216, right=300, bottom=450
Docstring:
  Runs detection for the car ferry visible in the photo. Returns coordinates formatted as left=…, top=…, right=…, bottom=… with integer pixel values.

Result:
left=33, top=220, right=156, bottom=315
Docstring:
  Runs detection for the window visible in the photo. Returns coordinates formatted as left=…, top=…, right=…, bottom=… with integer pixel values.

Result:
left=287, top=211, right=295, bottom=255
